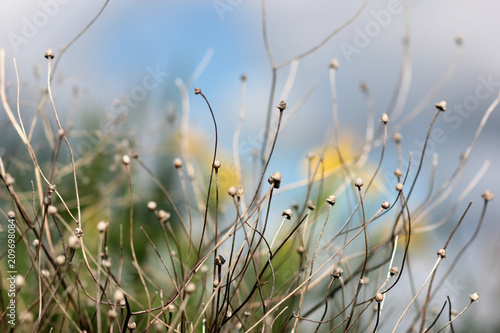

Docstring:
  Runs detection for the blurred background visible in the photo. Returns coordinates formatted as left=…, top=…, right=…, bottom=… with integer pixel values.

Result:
left=1, top=0, right=499, bottom=331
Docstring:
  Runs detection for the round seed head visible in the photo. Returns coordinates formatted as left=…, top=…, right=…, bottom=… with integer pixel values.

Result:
left=469, top=292, right=479, bottom=302
left=158, top=210, right=171, bottom=222
left=114, top=289, right=125, bottom=303
left=8, top=211, right=15, bottom=218
left=68, top=235, right=79, bottom=248
left=355, top=178, right=363, bottom=188
left=455, top=34, right=464, bottom=45
left=331, top=267, right=343, bottom=278
left=44, top=48, right=55, bottom=59
left=235, top=186, right=244, bottom=198
left=41, top=269, right=50, bottom=279
left=33, top=239, right=40, bottom=247
left=380, top=113, right=389, bottom=124
left=57, top=128, right=65, bottom=138
left=375, top=292, right=384, bottom=303
left=389, top=266, right=399, bottom=276
left=282, top=209, right=293, bottom=220
left=56, top=255, right=66, bottom=266
left=360, top=82, right=369, bottom=92
left=277, top=101, right=287, bottom=111
left=241, top=74, right=247, bottom=82
left=228, top=186, right=237, bottom=197
left=97, top=221, right=108, bottom=232
left=127, top=322, right=137, bottom=330
left=393, top=132, right=402, bottom=143
left=15, top=275, right=25, bottom=288
left=47, top=205, right=58, bottom=215
left=437, top=248, right=447, bottom=258
left=213, top=160, right=221, bottom=169
left=297, top=246, right=305, bottom=254
left=396, top=182, right=404, bottom=192
left=435, top=100, right=447, bottom=111
left=215, top=255, right=226, bottom=266
left=381, top=201, right=390, bottom=209
left=4, top=173, right=15, bottom=186
left=122, top=155, right=130, bottom=165
left=147, top=201, right=157, bottom=211
left=360, top=277, right=370, bottom=284
left=185, top=282, right=196, bottom=294
left=20, top=311, right=34, bottom=324
left=173, top=158, right=183, bottom=169
left=326, top=195, right=336, bottom=206
left=194, top=88, right=201, bottom=94
left=268, top=172, right=282, bottom=189
left=307, top=200, right=316, bottom=210
left=107, top=309, right=117, bottom=319
left=329, top=59, right=339, bottom=70
left=482, top=190, right=494, bottom=201
left=74, top=227, right=83, bottom=237
left=102, top=259, right=112, bottom=268
left=200, top=265, right=209, bottom=274
left=394, top=168, right=403, bottom=177
left=167, top=304, right=175, bottom=313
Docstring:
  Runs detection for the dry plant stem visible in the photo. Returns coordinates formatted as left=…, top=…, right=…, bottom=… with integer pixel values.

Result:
left=259, top=67, right=277, bottom=167
left=429, top=198, right=489, bottom=303
left=96, top=231, right=104, bottom=333
left=404, top=109, right=441, bottom=203
left=267, top=82, right=316, bottom=160
left=140, top=227, right=179, bottom=292
left=435, top=300, right=475, bottom=333
left=344, top=187, right=369, bottom=332
left=314, top=276, right=336, bottom=333
left=373, top=303, right=381, bottom=333
left=419, top=202, right=472, bottom=332
left=361, top=85, right=375, bottom=155
left=177, top=166, right=193, bottom=260
left=124, top=163, right=152, bottom=324
left=187, top=49, right=214, bottom=88
left=176, top=79, right=208, bottom=223
left=244, top=208, right=385, bottom=332
left=260, top=0, right=368, bottom=162
left=415, top=91, right=500, bottom=219
left=1, top=53, right=68, bottom=227
left=329, top=65, right=351, bottom=183
left=391, top=253, right=445, bottom=333
left=233, top=75, right=248, bottom=189
left=134, top=157, right=194, bottom=251
left=14, top=59, right=58, bottom=259
left=274, top=0, right=370, bottom=69
left=414, top=160, right=489, bottom=232
left=195, top=90, right=218, bottom=261
left=247, top=110, right=284, bottom=212
left=220, top=214, right=309, bottom=328
left=384, top=190, right=412, bottom=294
left=383, top=0, right=411, bottom=122
left=423, top=300, right=447, bottom=333
left=294, top=194, right=330, bottom=331
left=388, top=41, right=462, bottom=135
left=137, top=191, right=274, bottom=319
left=47, top=0, right=110, bottom=80
left=278, top=59, right=298, bottom=102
